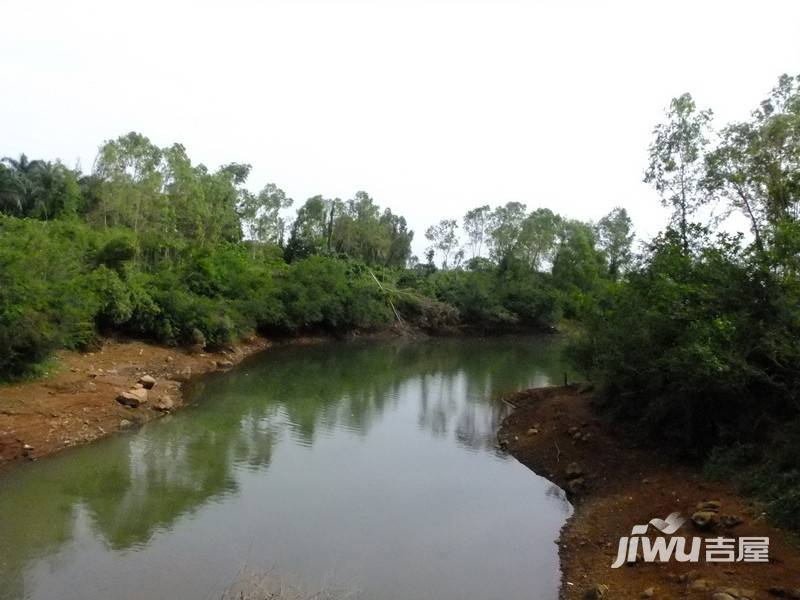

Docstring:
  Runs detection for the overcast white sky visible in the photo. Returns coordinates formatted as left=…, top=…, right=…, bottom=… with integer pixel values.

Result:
left=2, top=0, right=799, bottom=255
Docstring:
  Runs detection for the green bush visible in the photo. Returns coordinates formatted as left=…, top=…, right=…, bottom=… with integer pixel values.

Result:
left=276, top=257, right=391, bottom=332
left=409, top=262, right=559, bottom=330
left=0, top=217, right=100, bottom=376
left=93, top=234, right=137, bottom=272
left=88, top=266, right=134, bottom=327
left=392, top=292, right=459, bottom=332
left=571, top=227, right=800, bottom=458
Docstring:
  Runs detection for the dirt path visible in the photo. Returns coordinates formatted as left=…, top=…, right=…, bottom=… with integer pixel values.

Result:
left=498, top=386, right=800, bottom=600
left=0, top=337, right=271, bottom=469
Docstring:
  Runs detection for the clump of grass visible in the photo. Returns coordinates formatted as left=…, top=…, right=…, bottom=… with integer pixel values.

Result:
left=0, top=356, right=63, bottom=385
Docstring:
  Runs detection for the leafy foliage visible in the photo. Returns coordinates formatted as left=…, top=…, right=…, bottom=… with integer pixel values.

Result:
left=571, top=74, right=800, bottom=530
left=0, top=131, right=629, bottom=383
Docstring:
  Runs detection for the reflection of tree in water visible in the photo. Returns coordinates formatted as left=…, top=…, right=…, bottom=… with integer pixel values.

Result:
left=410, top=337, right=570, bottom=451
left=232, top=337, right=569, bottom=452
left=454, top=398, right=514, bottom=452
left=234, top=407, right=283, bottom=470
left=0, top=471, right=79, bottom=600
left=0, top=336, right=570, bottom=599
left=416, top=377, right=515, bottom=451
left=75, top=421, right=240, bottom=549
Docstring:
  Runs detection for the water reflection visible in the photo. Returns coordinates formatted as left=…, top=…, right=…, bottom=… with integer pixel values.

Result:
left=0, top=336, right=572, bottom=600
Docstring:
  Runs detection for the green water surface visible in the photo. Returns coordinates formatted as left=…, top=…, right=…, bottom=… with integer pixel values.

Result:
left=0, top=336, right=573, bottom=600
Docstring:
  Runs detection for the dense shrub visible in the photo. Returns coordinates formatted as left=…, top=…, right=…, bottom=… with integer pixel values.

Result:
left=411, top=261, right=560, bottom=330
left=570, top=230, right=781, bottom=450
left=424, top=270, right=510, bottom=325
left=276, top=257, right=392, bottom=332
left=0, top=218, right=409, bottom=377
left=93, top=234, right=137, bottom=272
left=392, top=293, right=459, bottom=332
left=0, top=218, right=101, bottom=375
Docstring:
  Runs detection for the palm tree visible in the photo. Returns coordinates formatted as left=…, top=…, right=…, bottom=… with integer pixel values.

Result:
left=1, top=154, right=55, bottom=219
left=1, top=154, right=41, bottom=216
left=0, top=162, right=27, bottom=216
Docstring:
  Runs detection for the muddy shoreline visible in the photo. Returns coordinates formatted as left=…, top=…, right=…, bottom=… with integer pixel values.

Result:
left=0, top=336, right=287, bottom=469
left=498, top=386, right=800, bottom=599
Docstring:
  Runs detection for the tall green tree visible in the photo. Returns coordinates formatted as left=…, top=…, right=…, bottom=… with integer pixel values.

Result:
left=285, top=195, right=331, bottom=261
left=489, top=201, right=526, bottom=260
left=160, top=143, right=204, bottom=243
left=517, top=208, right=561, bottom=271
left=425, top=219, right=459, bottom=269
left=596, top=207, right=634, bottom=279
left=706, top=74, right=800, bottom=256
left=240, top=183, right=293, bottom=250
left=331, top=192, right=384, bottom=263
left=463, top=205, right=492, bottom=258
left=380, top=209, right=414, bottom=267
left=202, top=162, right=251, bottom=246
left=93, top=132, right=163, bottom=232
left=645, top=93, right=713, bottom=254
left=552, top=220, right=607, bottom=297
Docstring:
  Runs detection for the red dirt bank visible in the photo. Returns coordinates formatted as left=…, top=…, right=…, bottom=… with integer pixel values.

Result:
left=499, top=386, right=800, bottom=600
left=0, top=337, right=270, bottom=469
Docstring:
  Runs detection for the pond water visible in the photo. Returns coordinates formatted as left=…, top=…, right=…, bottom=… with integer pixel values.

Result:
left=0, top=336, right=573, bottom=600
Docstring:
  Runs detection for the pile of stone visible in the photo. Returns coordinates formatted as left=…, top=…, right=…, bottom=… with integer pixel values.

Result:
left=115, top=375, right=156, bottom=408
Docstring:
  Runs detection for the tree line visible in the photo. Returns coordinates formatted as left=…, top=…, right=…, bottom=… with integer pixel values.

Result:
left=572, top=73, right=800, bottom=531
left=0, top=132, right=631, bottom=380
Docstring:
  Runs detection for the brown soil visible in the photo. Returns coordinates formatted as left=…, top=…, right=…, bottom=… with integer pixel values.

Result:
left=498, top=386, right=800, bottom=600
left=0, top=337, right=271, bottom=469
